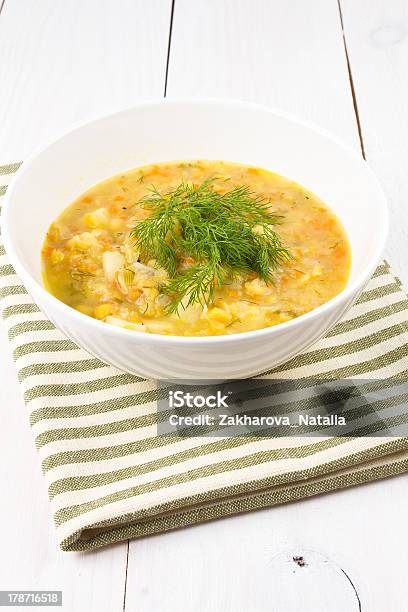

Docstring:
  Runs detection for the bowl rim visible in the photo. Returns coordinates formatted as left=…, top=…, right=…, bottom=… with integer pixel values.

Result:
left=2, top=96, right=389, bottom=346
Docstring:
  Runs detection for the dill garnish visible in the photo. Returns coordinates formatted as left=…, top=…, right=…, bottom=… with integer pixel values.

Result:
left=131, top=179, right=290, bottom=312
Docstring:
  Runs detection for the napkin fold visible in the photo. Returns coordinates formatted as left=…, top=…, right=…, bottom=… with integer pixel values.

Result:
left=1, top=163, right=408, bottom=551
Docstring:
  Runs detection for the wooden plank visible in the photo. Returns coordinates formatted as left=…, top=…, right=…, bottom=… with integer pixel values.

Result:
left=125, top=2, right=408, bottom=611
left=125, top=476, right=408, bottom=611
left=340, top=0, right=408, bottom=283
left=0, top=0, right=172, bottom=161
left=166, top=0, right=359, bottom=147
left=0, top=1, right=172, bottom=610
left=126, top=0, right=359, bottom=612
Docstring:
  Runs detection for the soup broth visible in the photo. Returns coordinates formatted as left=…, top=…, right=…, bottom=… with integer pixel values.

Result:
left=42, top=160, right=350, bottom=336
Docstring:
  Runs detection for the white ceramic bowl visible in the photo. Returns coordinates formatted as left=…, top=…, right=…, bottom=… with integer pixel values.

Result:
left=2, top=99, right=388, bottom=380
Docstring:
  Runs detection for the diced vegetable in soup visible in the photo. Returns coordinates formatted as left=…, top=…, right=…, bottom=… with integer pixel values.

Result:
left=42, top=160, right=350, bottom=336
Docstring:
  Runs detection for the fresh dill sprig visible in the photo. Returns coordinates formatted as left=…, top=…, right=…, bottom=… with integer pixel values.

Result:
left=131, top=179, right=290, bottom=312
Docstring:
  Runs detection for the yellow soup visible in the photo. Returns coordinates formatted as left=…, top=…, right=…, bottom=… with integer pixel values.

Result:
left=42, top=160, right=350, bottom=336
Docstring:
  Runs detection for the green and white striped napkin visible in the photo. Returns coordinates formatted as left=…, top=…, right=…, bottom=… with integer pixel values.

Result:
left=1, top=162, right=408, bottom=551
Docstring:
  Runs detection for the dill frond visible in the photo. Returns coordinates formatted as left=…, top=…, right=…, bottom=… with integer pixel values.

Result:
left=131, top=179, right=290, bottom=312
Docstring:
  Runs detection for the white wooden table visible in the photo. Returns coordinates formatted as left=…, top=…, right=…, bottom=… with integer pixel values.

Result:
left=1, top=1, right=407, bottom=610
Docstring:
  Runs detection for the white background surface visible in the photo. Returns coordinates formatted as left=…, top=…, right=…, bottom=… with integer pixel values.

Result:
left=0, top=1, right=407, bottom=610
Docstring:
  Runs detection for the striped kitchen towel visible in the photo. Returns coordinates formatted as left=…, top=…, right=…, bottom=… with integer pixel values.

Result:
left=1, top=162, right=408, bottom=551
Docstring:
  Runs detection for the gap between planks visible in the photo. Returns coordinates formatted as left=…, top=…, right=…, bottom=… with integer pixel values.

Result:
left=337, top=0, right=366, bottom=159
left=164, top=0, right=176, bottom=97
